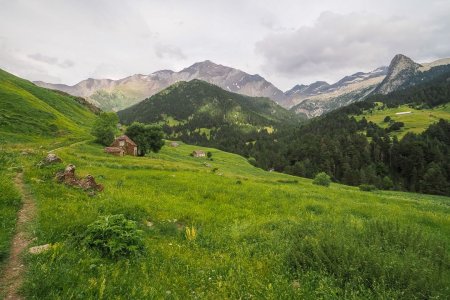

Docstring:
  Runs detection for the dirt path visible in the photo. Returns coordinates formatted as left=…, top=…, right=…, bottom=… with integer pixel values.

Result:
left=0, top=172, right=36, bottom=300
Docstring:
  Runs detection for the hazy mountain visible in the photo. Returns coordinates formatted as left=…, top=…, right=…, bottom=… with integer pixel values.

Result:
left=35, top=61, right=287, bottom=112
left=288, top=67, right=388, bottom=117
left=289, top=54, right=450, bottom=118
left=34, top=55, right=450, bottom=118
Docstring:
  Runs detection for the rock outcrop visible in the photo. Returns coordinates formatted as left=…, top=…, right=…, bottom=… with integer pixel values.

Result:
left=56, top=164, right=103, bottom=192
left=38, top=153, right=62, bottom=167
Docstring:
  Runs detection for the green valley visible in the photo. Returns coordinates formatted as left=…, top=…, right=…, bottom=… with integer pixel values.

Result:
left=0, top=64, right=449, bottom=300
left=2, top=140, right=449, bottom=299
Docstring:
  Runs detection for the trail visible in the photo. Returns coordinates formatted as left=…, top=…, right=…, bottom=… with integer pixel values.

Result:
left=0, top=172, right=36, bottom=300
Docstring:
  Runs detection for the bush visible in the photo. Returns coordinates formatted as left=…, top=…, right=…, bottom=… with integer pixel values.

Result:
left=125, top=122, right=164, bottom=155
left=359, top=184, right=377, bottom=191
left=382, top=176, right=394, bottom=190
left=387, top=121, right=404, bottom=132
left=92, top=112, right=119, bottom=146
left=247, top=157, right=256, bottom=166
left=383, top=116, right=391, bottom=123
left=82, top=214, right=144, bottom=258
left=312, top=172, right=331, bottom=187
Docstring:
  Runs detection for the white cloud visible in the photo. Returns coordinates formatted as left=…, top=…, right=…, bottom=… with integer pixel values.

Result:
left=0, top=0, right=449, bottom=89
left=256, top=8, right=450, bottom=86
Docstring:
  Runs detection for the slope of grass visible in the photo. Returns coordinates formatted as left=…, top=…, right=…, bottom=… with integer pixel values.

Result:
left=15, top=141, right=450, bottom=299
left=0, top=68, right=97, bottom=146
left=0, top=151, right=21, bottom=270
left=355, top=103, right=450, bottom=138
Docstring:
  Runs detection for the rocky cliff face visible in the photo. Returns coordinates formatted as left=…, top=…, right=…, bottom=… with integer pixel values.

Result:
left=34, top=61, right=286, bottom=111
left=374, top=54, right=422, bottom=94
left=287, top=67, right=388, bottom=117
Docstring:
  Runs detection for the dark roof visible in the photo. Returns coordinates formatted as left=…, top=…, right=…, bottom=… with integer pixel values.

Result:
left=104, top=147, right=124, bottom=153
left=115, top=135, right=137, bottom=146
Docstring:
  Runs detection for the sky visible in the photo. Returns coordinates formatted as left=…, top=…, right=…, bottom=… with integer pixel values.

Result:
left=1, top=0, right=450, bottom=90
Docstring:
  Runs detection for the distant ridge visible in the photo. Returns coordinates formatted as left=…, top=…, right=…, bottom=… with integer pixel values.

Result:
left=34, top=55, right=450, bottom=118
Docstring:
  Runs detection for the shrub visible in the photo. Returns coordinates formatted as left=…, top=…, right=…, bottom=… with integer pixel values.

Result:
left=387, top=121, right=405, bottom=132
left=185, top=225, right=197, bottom=241
left=125, top=122, right=164, bottom=155
left=82, top=214, right=144, bottom=258
left=313, top=172, right=331, bottom=187
left=382, top=176, right=394, bottom=190
left=207, top=151, right=212, bottom=159
left=359, top=184, right=377, bottom=191
left=92, top=112, right=119, bottom=146
left=247, top=157, right=256, bottom=166
left=383, top=116, right=391, bottom=123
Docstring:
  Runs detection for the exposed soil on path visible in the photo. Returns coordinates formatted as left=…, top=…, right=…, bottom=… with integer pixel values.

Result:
left=0, top=172, right=36, bottom=300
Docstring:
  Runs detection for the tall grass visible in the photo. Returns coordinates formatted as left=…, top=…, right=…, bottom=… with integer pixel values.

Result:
left=5, top=142, right=448, bottom=299
left=287, top=218, right=449, bottom=298
left=0, top=151, right=21, bottom=266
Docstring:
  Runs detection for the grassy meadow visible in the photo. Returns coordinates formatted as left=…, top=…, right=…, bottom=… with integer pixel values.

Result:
left=0, top=151, right=21, bottom=270
left=355, top=103, right=450, bottom=138
left=6, top=140, right=448, bottom=299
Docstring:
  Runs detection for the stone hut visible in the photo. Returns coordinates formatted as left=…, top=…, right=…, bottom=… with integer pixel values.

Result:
left=104, top=147, right=124, bottom=156
left=110, top=135, right=138, bottom=156
left=192, top=150, right=206, bottom=158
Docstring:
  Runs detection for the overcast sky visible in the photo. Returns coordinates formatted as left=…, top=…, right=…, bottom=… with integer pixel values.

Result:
left=1, top=0, right=449, bottom=90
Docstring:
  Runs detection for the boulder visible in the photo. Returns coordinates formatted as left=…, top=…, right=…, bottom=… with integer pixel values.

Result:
left=56, top=164, right=77, bottom=185
left=45, top=153, right=62, bottom=164
left=29, top=244, right=51, bottom=254
left=56, top=165, right=103, bottom=192
left=38, top=153, right=62, bottom=167
left=79, top=175, right=104, bottom=191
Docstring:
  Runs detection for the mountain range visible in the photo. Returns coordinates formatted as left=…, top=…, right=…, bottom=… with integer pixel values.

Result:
left=34, top=54, right=450, bottom=117
left=35, top=60, right=286, bottom=112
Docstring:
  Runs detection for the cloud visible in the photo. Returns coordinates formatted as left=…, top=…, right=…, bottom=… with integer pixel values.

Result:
left=28, top=53, right=74, bottom=68
left=154, top=44, right=187, bottom=60
left=256, top=10, right=450, bottom=84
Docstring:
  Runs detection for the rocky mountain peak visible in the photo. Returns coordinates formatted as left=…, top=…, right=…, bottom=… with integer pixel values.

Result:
left=389, top=54, right=422, bottom=74
left=375, top=54, right=422, bottom=94
left=183, top=60, right=224, bottom=73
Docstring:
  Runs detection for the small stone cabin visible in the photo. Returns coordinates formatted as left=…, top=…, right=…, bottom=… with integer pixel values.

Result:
left=192, top=150, right=206, bottom=157
left=110, top=135, right=138, bottom=156
left=170, top=142, right=180, bottom=147
left=104, top=147, right=125, bottom=156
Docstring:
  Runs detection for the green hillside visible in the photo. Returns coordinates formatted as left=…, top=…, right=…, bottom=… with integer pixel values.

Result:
left=355, top=103, right=450, bottom=138
left=5, top=141, right=448, bottom=299
left=117, top=79, right=301, bottom=160
left=0, top=68, right=98, bottom=145
left=118, top=79, right=299, bottom=129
